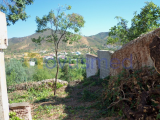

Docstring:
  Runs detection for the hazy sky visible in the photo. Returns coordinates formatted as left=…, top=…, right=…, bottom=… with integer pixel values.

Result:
left=7, top=0, right=160, bottom=38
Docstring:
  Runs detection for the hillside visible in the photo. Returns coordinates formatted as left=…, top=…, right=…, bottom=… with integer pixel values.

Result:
left=86, top=32, right=109, bottom=46
left=6, top=30, right=109, bottom=54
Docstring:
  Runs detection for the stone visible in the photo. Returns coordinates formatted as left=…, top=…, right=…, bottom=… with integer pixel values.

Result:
left=110, top=28, right=160, bottom=76
left=8, top=79, right=68, bottom=91
left=9, top=102, right=32, bottom=120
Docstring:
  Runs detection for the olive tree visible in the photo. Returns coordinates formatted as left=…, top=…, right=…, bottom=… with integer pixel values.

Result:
left=31, top=5, right=85, bottom=95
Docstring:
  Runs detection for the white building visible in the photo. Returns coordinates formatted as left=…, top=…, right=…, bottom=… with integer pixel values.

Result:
left=45, top=56, right=54, bottom=59
left=29, top=61, right=35, bottom=66
left=76, top=51, right=81, bottom=55
left=58, top=55, right=66, bottom=59
left=40, top=50, right=46, bottom=53
left=59, top=52, right=68, bottom=55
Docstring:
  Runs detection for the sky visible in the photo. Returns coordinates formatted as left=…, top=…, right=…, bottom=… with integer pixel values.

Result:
left=7, top=0, right=160, bottom=38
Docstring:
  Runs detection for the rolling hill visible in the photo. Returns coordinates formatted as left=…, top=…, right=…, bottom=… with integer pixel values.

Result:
left=6, top=30, right=109, bottom=54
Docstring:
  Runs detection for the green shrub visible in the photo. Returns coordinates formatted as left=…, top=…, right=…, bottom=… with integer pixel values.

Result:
left=71, top=60, right=76, bottom=64
left=9, top=112, right=22, bottom=120
left=55, top=82, right=64, bottom=89
left=6, top=58, right=28, bottom=86
left=60, top=64, right=86, bottom=81
left=33, top=68, right=52, bottom=81
left=60, top=64, right=72, bottom=81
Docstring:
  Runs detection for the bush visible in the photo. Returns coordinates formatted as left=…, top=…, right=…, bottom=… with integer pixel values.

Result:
left=71, top=60, right=76, bottom=64
left=60, top=64, right=72, bottom=81
left=60, top=64, right=86, bottom=81
left=6, top=58, right=28, bottom=86
left=9, top=112, right=22, bottom=120
left=33, top=68, right=52, bottom=81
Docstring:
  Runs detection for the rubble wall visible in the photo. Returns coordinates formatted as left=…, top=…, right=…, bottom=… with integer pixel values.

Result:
left=110, top=28, right=160, bottom=76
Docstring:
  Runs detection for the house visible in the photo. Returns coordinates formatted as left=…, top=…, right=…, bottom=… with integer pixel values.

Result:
left=58, top=55, right=66, bottom=59
left=45, top=56, right=54, bottom=59
left=76, top=51, right=81, bottom=55
left=71, top=52, right=76, bottom=54
left=59, top=52, right=68, bottom=55
left=29, top=61, right=35, bottom=66
left=40, top=50, right=46, bottom=53
left=71, top=51, right=81, bottom=55
left=50, top=54, right=55, bottom=57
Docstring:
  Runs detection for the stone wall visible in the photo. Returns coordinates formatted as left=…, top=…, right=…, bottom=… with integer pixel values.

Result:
left=86, top=54, right=98, bottom=78
left=8, top=79, right=68, bottom=91
left=85, top=29, right=160, bottom=78
left=110, top=28, right=160, bottom=76
left=98, top=50, right=114, bottom=78
left=9, top=102, right=32, bottom=120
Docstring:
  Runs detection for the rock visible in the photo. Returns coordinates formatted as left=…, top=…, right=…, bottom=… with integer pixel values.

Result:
left=9, top=102, right=32, bottom=120
left=110, top=28, right=160, bottom=76
left=8, top=79, right=68, bottom=91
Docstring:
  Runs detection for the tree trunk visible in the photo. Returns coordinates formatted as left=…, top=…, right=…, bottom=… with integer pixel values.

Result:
left=54, top=49, right=59, bottom=95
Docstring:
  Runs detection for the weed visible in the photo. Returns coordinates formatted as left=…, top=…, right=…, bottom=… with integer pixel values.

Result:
left=9, top=111, right=23, bottom=120
left=82, top=81, right=91, bottom=87
left=156, top=110, right=160, bottom=119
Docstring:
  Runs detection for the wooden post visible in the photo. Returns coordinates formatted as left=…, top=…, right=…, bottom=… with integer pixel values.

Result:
left=0, top=12, right=9, bottom=120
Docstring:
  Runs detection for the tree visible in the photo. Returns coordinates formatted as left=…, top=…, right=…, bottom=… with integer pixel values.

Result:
left=0, top=0, right=34, bottom=26
left=107, top=1, right=160, bottom=45
left=31, top=5, right=85, bottom=95
left=107, top=16, right=129, bottom=45
left=5, top=58, right=28, bottom=85
left=128, top=1, right=160, bottom=40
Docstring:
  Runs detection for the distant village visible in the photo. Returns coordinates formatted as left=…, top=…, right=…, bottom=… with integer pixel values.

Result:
left=40, top=51, right=82, bottom=60
left=24, top=50, right=82, bottom=66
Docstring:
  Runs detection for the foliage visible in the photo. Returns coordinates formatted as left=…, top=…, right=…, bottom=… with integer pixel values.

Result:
left=0, top=0, right=34, bottom=26
left=107, top=1, right=160, bottom=45
left=71, top=60, right=76, bottom=64
left=55, top=82, right=64, bottom=89
left=9, top=112, right=22, bottom=120
left=108, top=16, right=128, bottom=45
left=5, top=58, right=28, bottom=86
left=129, top=2, right=160, bottom=40
left=32, top=68, right=52, bottom=81
left=60, top=64, right=71, bottom=81
left=60, top=64, right=86, bottom=81
left=157, top=111, right=160, bottom=119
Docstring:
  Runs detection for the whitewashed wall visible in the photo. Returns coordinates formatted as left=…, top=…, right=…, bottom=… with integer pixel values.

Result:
left=86, top=54, right=98, bottom=78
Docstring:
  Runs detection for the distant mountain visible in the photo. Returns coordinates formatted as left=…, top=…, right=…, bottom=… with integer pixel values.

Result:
left=89, top=32, right=109, bottom=39
left=86, top=32, right=109, bottom=46
left=7, top=30, right=109, bottom=53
